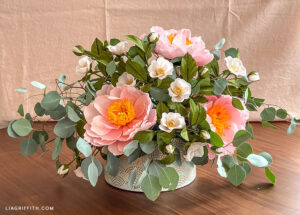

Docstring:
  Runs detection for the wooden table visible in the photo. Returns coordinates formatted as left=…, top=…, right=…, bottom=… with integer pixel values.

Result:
left=0, top=122, right=299, bottom=215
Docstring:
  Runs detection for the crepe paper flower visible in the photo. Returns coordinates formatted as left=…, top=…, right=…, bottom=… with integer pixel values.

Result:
left=159, top=112, right=185, bottom=133
left=57, top=165, right=69, bottom=175
left=203, top=95, right=249, bottom=159
left=150, top=26, right=214, bottom=66
left=168, top=78, right=191, bottom=102
left=200, top=130, right=211, bottom=140
left=74, top=167, right=88, bottom=180
left=75, top=56, right=91, bottom=74
left=225, top=56, right=246, bottom=77
left=107, top=41, right=128, bottom=55
left=116, top=72, right=136, bottom=87
left=149, top=32, right=159, bottom=42
left=121, top=56, right=128, bottom=63
left=148, top=57, right=174, bottom=80
left=165, top=144, right=175, bottom=154
left=83, top=85, right=156, bottom=155
left=248, top=72, right=260, bottom=82
left=184, top=142, right=207, bottom=162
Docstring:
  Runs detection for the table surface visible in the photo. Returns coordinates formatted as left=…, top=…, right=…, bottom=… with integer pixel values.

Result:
left=0, top=122, right=300, bottom=215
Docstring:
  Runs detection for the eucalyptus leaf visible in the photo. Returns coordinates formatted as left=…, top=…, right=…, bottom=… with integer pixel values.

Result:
left=215, top=38, right=226, bottom=50
left=158, top=167, right=179, bottom=190
left=240, top=162, right=251, bottom=177
left=106, top=152, right=119, bottom=177
left=237, top=143, right=253, bottom=161
left=232, top=130, right=251, bottom=147
left=259, top=152, right=272, bottom=165
left=66, top=105, right=80, bottom=122
left=265, top=167, right=276, bottom=184
left=227, top=164, right=246, bottom=186
left=247, top=154, right=269, bottom=167
left=52, top=137, right=62, bottom=160
left=34, top=103, right=45, bottom=116
left=148, top=162, right=162, bottom=177
left=7, top=120, right=21, bottom=138
left=41, top=91, right=61, bottom=111
left=76, top=137, right=92, bottom=157
left=19, top=138, right=38, bottom=156
left=17, top=104, right=24, bottom=116
left=31, top=81, right=46, bottom=89
left=276, top=108, right=287, bottom=119
left=128, top=168, right=137, bottom=190
left=260, top=107, right=276, bottom=121
left=88, top=160, right=99, bottom=187
left=213, top=78, right=227, bottom=95
left=54, top=118, right=76, bottom=138
left=141, top=174, right=161, bottom=201
left=58, top=74, right=66, bottom=87
left=123, top=140, right=139, bottom=156
left=15, top=88, right=27, bottom=93
left=140, top=141, right=155, bottom=154
left=12, top=118, right=32, bottom=136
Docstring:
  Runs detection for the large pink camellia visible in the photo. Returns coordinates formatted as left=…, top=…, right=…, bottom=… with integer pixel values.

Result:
left=83, top=85, right=157, bottom=155
left=202, top=95, right=249, bottom=159
left=150, top=26, right=214, bottom=66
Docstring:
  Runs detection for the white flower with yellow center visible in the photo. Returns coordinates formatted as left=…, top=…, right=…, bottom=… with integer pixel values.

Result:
left=168, top=78, right=191, bottom=102
left=107, top=41, right=128, bottom=55
left=184, top=142, right=207, bottom=162
left=225, top=56, right=246, bottom=77
left=116, top=72, right=136, bottom=87
left=75, top=56, right=91, bottom=74
left=159, top=112, right=185, bottom=133
left=148, top=57, right=173, bottom=80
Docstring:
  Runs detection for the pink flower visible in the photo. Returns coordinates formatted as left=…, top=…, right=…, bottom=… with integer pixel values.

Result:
left=202, top=95, right=249, bottom=159
left=150, top=26, right=214, bottom=66
left=83, top=85, right=157, bottom=155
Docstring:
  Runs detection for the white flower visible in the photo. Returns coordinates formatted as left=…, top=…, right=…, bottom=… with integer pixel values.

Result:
left=200, top=130, right=210, bottom=140
left=121, top=56, right=128, bottom=63
left=168, top=78, right=191, bottom=102
left=225, top=56, right=246, bottom=77
left=148, top=57, right=173, bottom=80
left=248, top=72, right=260, bottom=82
left=74, top=167, right=88, bottom=180
left=159, top=112, right=185, bottom=133
left=75, top=56, right=91, bottom=74
left=165, top=144, right=175, bottom=154
left=149, top=32, right=159, bottom=42
left=217, top=155, right=227, bottom=178
left=116, top=72, right=136, bottom=87
left=57, top=165, right=69, bottom=175
left=107, top=41, right=128, bottom=55
left=184, top=142, right=207, bottom=162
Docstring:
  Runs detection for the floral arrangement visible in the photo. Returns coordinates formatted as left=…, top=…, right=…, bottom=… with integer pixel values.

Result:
left=8, top=26, right=299, bottom=201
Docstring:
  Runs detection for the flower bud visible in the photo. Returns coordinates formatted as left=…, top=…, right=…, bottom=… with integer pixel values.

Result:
left=165, top=144, right=175, bottom=154
left=248, top=72, right=260, bottom=82
left=149, top=32, right=159, bottom=42
left=57, top=165, right=69, bottom=175
left=200, top=130, right=210, bottom=140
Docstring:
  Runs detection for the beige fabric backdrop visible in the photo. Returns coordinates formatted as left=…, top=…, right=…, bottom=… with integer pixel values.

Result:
left=0, top=0, right=300, bottom=128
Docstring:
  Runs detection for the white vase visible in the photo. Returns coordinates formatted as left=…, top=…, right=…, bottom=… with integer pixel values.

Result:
left=104, top=139, right=196, bottom=192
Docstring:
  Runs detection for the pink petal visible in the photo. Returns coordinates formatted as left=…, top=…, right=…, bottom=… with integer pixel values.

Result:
left=101, top=129, right=122, bottom=141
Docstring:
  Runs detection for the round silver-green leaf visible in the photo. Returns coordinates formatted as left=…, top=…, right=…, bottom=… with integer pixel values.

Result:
left=41, top=91, right=61, bottom=111
left=12, top=118, right=32, bottom=136
left=19, top=138, right=38, bottom=156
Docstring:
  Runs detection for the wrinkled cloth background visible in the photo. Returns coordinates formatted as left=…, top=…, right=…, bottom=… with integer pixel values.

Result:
left=0, top=0, right=299, bottom=128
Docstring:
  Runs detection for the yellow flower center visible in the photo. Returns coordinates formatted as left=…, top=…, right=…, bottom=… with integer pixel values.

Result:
left=207, top=104, right=231, bottom=135
left=186, top=37, right=192, bottom=45
left=166, top=120, right=175, bottom=127
left=173, top=86, right=183, bottom=96
left=229, top=64, right=238, bottom=73
left=156, top=68, right=165, bottom=76
left=107, top=99, right=135, bottom=126
left=126, top=79, right=133, bottom=85
left=167, top=33, right=177, bottom=44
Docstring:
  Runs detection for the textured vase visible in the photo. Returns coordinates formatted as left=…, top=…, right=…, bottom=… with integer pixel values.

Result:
left=104, top=139, right=196, bottom=192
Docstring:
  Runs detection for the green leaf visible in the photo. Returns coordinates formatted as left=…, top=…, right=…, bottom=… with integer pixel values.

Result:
left=237, top=143, right=253, bottom=161
left=232, top=130, right=251, bottom=147
left=240, top=162, right=251, bottom=177
left=66, top=105, right=80, bottom=122
left=247, top=123, right=254, bottom=139
left=149, top=87, right=170, bottom=102
left=141, top=174, right=162, bottom=201
left=91, top=38, right=104, bottom=55
left=88, top=159, right=99, bottom=187
left=106, top=152, right=120, bottom=176
left=58, top=74, right=66, bottom=87
left=259, top=152, right=272, bottom=165
left=76, top=120, right=86, bottom=138
left=212, top=50, right=220, bottom=60
left=81, top=156, right=102, bottom=180
left=125, top=35, right=145, bottom=51
left=210, top=131, right=224, bottom=147
left=15, top=88, right=27, bottom=93
left=247, top=154, right=269, bottom=167
left=19, top=138, right=38, bottom=156
left=276, top=108, right=287, bottom=119
left=157, top=77, right=173, bottom=89
left=225, top=48, right=238, bottom=58
left=12, top=118, right=32, bottom=136
left=232, top=98, right=244, bottom=110
left=34, top=103, right=45, bottom=116
left=128, top=148, right=142, bottom=164
left=140, top=83, right=152, bottom=92
left=123, top=140, right=139, bottom=156
left=174, top=103, right=188, bottom=117
left=7, top=120, right=21, bottom=138
left=52, top=137, right=62, bottom=160
left=260, top=107, right=276, bottom=121
left=180, top=125, right=189, bottom=141
left=31, top=81, right=46, bottom=89
left=156, top=101, right=169, bottom=122
left=215, top=38, right=226, bottom=50
left=66, top=135, right=77, bottom=150
left=134, top=130, right=155, bottom=143
left=126, top=60, right=147, bottom=82
left=227, top=164, right=246, bottom=186
left=222, top=155, right=238, bottom=170
left=128, top=168, right=137, bottom=190
left=148, top=162, right=162, bottom=177
left=140, top=141, right=155, bottom=154
left=189, top=99, right=198, bottom=125
left=32, top=130, right=48, bottom=152
left=106, top=60, right=116, bottom=77
left=213, top=78, right=227, bottom=95
left=262, top=121, right=278, bottom=129
left=17, top=104, right=24, bottom=116
left=180, top=53, right=197, bottom=82
left=54, top=118, right=76, bottom=138
left=47, top=105, right=66, bottom=120
left=158, top=167, right=179, bottom=190
left=110, top=38, right=120, bottom=46
left=76, top=137, right=92, bottom=157
left=41, top=91, right=61, bottom=111
left=265, top=167, right=276, bottom=184
left=192, top=155, right=208, bottom=166
left=159, top=153, right=175, bottom=165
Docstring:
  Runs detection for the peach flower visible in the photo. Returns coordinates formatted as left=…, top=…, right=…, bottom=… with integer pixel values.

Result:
left=150, top=26, right=214, bottom=66
left=202, top=95, right=249, bottom=159
left=83, top=85, right=157, bottom=155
